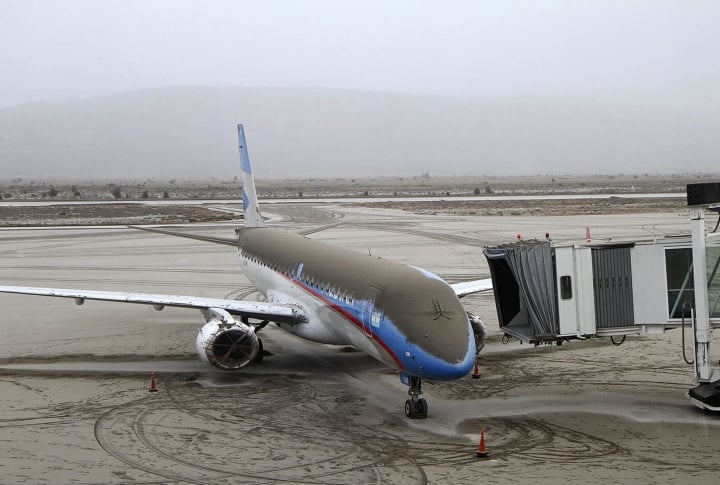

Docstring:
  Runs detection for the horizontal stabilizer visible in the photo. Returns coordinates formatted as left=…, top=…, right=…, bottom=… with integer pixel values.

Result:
left=128, top=225, right=239, bottom=246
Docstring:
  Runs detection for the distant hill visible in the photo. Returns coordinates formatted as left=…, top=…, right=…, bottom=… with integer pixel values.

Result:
left=0, top=86, right=717, bottom=179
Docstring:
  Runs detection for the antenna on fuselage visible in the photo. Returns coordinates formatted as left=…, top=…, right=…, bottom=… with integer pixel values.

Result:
left=238, top=124, right=265, bottom=228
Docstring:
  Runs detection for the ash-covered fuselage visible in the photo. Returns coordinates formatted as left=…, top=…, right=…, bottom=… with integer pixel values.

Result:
left=237, top=227, right=476, bottom=381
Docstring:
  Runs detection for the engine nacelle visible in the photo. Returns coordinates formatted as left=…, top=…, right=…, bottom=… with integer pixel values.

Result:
left=468, top=312, right=487, bottom=354
left=196, top=311, right=259, bottom=370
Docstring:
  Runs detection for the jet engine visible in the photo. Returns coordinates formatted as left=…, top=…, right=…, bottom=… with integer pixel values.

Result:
left=196, top=308, right=259, bottom=370
left=468, top=312, right=487, bottom=354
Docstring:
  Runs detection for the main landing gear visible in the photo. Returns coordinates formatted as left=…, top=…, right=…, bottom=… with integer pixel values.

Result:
left=404, top=376, right=428, bottom=419
left=242, top=317, right=271, bottom=364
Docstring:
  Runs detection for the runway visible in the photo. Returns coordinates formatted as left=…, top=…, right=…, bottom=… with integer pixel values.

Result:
left=1, top=202, right=718, bottom=484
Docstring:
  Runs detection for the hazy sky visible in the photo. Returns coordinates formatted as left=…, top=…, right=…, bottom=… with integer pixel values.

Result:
left=2, top=0, right=719, bottom=108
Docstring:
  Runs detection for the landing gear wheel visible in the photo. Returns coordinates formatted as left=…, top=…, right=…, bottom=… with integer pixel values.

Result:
left=417, top=398, right=428, bottom=417
left=253, top=338, right=264, bottom=364
left=404, top=376, right=428, bottom=419
left=404, top=398, right=428, bottom=419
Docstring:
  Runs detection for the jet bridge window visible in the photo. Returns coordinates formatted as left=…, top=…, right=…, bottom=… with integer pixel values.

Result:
left=560, top=275, right=572, bottom=300
left=666, top=248, right=695, bottom=319
left=707, top=246, right=720, bottom=318
left=665, top=247, right=720, bottom=319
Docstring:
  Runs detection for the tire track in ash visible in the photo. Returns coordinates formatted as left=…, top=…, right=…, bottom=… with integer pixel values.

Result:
left=165, top=374, right=417, bottom=483
left=94, top=397, right=216, bottom=484
left=96, top=394, right=313, bottom=484
left=223, top=286, right=262, bottom=301
left=458, top=416, right=627, bottom=462
left=278, top=328, right=485, bottom=482
left=268, top=205, right=346, bottom=224
left=440, top=345, right=694, bottom=401
left=307, top=393, right=427, bottom=484
left=94, top=374, right=425, bottom=484
left=350, top=222, right=502, bottom=248
left=460, top=412, right=719, bottom=474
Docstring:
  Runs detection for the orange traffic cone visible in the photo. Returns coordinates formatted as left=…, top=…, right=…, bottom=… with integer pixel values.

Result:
left=585, top=226, right=591, bottom=243
left=149, top=371, right=158, bottom=393
left=476, top=428, right=489, bottom=458
left=471, top=360, right=481, bottom=379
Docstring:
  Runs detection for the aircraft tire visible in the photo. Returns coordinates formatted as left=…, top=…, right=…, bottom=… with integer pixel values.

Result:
left=417, top=398, right=428, bottom=417
left=404, top=399, right=413, bottom=418
left=253, top=338, right=264, bottom=364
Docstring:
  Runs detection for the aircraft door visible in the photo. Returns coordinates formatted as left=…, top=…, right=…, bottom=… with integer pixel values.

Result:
left=361, top=285, right=383, bottom=338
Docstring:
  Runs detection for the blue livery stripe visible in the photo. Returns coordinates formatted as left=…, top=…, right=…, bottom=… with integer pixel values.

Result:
left=281, top=272, right=476, bottom=380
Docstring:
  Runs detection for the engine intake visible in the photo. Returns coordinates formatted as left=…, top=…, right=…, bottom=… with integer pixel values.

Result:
left=468, top=312, right=487, bottom=354
left=196, top=309, right=259, bottom=370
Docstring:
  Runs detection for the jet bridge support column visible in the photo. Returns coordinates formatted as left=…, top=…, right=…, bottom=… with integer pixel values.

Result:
left=687, top=209, right=720, bottom=410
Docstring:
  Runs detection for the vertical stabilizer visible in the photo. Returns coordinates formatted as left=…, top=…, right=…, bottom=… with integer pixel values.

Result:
left=238, top=124, right=265, bottom=227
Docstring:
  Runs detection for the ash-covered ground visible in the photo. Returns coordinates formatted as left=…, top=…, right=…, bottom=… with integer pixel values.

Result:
left=0, top=173, right=695, bottom=226
left=0, top=203, right=236, bottom=226
left=0, top=191, right=718, bottom=484
left=0, top=172, right=708, bottom=202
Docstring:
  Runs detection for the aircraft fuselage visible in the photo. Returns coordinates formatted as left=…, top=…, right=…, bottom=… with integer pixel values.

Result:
left=237, top=227, right=476, bottom=381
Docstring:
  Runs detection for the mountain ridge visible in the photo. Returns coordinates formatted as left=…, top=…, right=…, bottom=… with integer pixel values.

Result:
left=1, top=86, right=716, bottom=179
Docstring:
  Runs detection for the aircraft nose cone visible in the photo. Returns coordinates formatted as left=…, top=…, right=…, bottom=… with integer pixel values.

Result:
left=379, top=267, right=476, bottom=381
left=422, top=336, right=476, bottom=380
left=399, top=317, right=476, bottom=381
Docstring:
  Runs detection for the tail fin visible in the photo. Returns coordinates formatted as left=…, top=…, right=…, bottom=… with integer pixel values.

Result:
left=238, top=124, right=265, bottom=227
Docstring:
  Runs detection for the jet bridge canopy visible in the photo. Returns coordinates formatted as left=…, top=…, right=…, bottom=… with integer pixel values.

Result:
left=484, top=241, right=559, bottom=342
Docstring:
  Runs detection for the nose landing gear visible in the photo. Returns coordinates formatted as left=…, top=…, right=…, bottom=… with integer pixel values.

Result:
left=404, top=376, right=428, bottom=419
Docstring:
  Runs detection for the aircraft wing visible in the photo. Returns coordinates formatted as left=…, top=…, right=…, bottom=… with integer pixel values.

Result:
left=0, top=285, right=306, bottom=324
left=450, top=278, right=493, bottom=298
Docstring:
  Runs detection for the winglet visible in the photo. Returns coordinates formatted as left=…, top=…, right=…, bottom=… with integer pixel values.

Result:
left=238, top=124, right=265, bottom=227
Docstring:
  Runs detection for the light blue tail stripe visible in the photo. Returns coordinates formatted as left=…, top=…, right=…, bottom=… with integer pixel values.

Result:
left=237, top=123, right=265, bottom=227
left=238, top=124, right=252, bottom=175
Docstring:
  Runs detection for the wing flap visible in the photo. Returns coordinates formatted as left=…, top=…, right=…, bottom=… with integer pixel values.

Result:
left=0, top=286, right=305, bottom=324
left=450, top=279, right=493, bottom=298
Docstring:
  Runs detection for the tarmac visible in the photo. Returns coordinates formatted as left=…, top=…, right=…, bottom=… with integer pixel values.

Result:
left=1, top=201, right=719, bottom=484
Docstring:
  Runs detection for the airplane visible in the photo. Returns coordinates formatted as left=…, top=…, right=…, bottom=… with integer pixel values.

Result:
left=0, top=125, right=493, bottom=419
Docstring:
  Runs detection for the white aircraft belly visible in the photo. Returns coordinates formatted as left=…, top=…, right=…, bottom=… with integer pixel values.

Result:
left=241, top=258, right=389, bottom=365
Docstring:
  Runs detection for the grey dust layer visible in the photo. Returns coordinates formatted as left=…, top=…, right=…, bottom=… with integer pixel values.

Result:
left=0, top=201, right=718, bottom=484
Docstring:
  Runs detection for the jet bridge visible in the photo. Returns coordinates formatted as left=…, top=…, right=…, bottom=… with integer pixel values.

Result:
left=483, top=182, right=720, bottom=411
left=484, top=228, right=720, bottom=343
